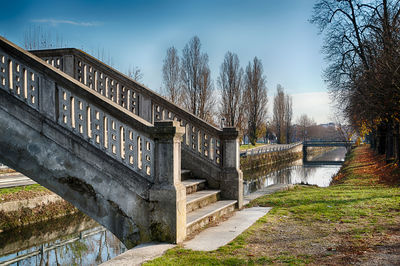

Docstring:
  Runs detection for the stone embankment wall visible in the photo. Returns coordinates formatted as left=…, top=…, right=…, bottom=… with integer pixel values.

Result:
left=241, top=144, right=303, bottom=171
left=0, top=190, right=77, bottom=233
left=241, top=144, right=336, bottom=171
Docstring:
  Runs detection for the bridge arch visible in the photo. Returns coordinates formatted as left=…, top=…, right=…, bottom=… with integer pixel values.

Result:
left=0, top=90, right=151, bottom=248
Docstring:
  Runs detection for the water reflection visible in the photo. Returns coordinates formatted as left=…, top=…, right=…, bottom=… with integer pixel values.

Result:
left=244, top=148, right=347, bottom=195
left=0, top=213, right=126, bottom=265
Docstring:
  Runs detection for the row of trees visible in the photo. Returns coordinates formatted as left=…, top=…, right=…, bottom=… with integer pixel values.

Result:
left=311, top=0, right=400, bottom=162
left=162, top=36, right=268, bottom=145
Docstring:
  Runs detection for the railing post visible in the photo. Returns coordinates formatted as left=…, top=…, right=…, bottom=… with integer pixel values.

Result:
left=149, top=120, right=186, bottom=243
left=221, top=128, right=243, bottom=209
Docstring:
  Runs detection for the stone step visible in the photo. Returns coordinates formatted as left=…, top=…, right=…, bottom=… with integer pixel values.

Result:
left=181, top=169, right=192, bottom=180
left=182, top=179, right=206, bottom=195
left=186, top=190, right=220, bottom=213
left=186, top=200, right=237, bottom=236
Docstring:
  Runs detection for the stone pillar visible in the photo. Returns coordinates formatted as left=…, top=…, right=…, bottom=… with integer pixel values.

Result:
left=302, top=144, right=307, bottom=162
left=220, top=127, right=243, bottom=209
left=149, top=121, right=186, bottom=243
left=62, top=55, right=75, bottom=77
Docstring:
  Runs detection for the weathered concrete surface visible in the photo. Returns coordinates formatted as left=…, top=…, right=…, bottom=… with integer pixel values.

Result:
left=150, top=121, right=187, bottom=243
left=184, top=207, right=271, bottom=251
left=243, top=184, right=294, bottom=205
left=101, top=242, right=176, bottom=266
left=0, top=89, right=151, bottom=248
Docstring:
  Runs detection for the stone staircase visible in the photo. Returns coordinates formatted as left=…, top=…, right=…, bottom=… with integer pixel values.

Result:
left=0, top=36, right=242, bottom=246
left=181, top=170, right=237, bottom=236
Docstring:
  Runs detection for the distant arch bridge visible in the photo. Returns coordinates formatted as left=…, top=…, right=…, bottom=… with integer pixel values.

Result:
left=303, top=140, right=353, bottom=161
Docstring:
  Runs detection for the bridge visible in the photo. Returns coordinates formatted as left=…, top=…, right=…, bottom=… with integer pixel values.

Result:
left=303, top=140, right=352, bottom=162
left=0, top=37, right=242, bottom=248
left=303, top=141, right=353, bottom=147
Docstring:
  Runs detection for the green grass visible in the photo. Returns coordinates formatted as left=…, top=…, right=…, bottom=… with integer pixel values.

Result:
left=145, top=146, right=400, bottom=265
left=0, top=184, right=47, bottom=196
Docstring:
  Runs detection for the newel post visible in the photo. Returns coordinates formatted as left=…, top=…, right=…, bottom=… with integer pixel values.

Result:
left=149, top=121, right=186, bottom=243
left=221, top=127, right=243, bottom=209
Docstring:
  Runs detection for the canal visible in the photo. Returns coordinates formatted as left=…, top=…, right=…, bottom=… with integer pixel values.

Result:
left=0, top=147, right=347, bottom=265
left=244, top=147, right=347, bottom=194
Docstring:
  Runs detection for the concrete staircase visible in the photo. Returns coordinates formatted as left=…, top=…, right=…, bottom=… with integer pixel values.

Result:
left=181, top=170, right=237, bottom=236
left=0, top=36, right=242, bottom=246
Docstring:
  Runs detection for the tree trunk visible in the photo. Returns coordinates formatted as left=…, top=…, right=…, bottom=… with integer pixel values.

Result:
left=385, top=120, right=395, bottom=162
left=377, top=124, right=387, bottom=155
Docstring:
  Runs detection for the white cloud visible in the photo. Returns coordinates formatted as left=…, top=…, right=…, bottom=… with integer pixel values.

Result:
left=291, top=91, right=332, bottom=124
left=31, top=19, right=100, bottom=27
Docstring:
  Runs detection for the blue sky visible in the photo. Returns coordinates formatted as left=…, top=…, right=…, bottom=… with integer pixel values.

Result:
left=0, top=0, right=332, bottom=123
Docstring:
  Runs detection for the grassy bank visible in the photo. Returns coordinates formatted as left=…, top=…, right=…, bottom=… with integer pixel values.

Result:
left=0, top=185, right=78, bottom=232
left=0, top=184, right=51, bottom=203
left=146, top=146, right=400, bottom=265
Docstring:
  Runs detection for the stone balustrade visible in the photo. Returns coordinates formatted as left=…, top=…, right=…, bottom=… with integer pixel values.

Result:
left=31, top=48, right=242, bottom=208
left=31, top=49, right=223, bottom=169
left=1, top=43, right=155, bottom=183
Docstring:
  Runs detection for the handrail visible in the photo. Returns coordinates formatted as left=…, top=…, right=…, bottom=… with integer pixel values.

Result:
left=31, top=48, right=224, bottom=167
left=0, top=36, right=155, bottom=182
left=303, top=140, right=352, bottom=146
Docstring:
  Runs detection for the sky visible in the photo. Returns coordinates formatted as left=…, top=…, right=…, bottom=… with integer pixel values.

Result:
left=0, top=0, right=334, bottom=123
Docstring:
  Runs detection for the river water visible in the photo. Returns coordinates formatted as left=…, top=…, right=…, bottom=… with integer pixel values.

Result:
left=0, top=213, right=126, bottom=265
left=243, top=147, right=347, bottom=195
left=0, top=147, right=347, bottom=265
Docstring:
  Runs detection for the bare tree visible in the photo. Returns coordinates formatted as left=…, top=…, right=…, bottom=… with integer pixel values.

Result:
left=273, top=85, right=285, bottom=144
left=127, top=65, right=143, bottom=82
left=23, top=25, right=66, bottom=50
left=284, top=94, right=293, bottom=143
left=297, top=114, right=315, bottom=141
left=162, top=46, right=182, bottom=104
left=311, top=0, right=400, bottom=161
left=218, top=51, right=243, bottom=130
left=181, top=36, right=214, bottom=121
left=244, top=57, right=268, bottom=145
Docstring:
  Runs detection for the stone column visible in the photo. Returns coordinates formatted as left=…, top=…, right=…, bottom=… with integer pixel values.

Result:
left=149, top=121, right=186, bottom=243
left=220, top=127, right=243, bottom=209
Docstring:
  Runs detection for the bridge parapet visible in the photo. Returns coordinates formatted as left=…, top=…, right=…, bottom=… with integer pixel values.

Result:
left=303, top=141, right=352, bottom=147
left=31, top=48, right=224, bottom=170
left=0, top=39, right=156, bottom=183
left=31, top=47, right=243, bottom=208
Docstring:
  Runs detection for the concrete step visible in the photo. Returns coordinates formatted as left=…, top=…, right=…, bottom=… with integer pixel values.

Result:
left=182, top=179, right=206, bottom=195
left=186, top=190, right=220, bottom=213
left=181, top=169, right=192, bottom=180
left=186, top=200, right=237, bottom=236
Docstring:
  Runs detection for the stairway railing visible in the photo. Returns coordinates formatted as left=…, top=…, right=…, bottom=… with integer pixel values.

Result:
left=30, top=48, right=243, bottom=209
left=30, top=48, right=224, bottom=169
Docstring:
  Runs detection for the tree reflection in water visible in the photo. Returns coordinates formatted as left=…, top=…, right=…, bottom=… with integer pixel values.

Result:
left=0, top=213, right=126, bottom=265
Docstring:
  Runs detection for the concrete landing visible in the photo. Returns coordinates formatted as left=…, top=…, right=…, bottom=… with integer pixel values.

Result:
left=243, top=184, right=294, bottom=205
left=184, top=207, right=271, bottom=251
left=100, top=242, right=175, bottom=266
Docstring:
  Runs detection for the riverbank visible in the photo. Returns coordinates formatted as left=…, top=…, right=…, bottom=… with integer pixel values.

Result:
left=0, top=185, right=77, bottom=232
left=145, top=146, right=400, bottom=265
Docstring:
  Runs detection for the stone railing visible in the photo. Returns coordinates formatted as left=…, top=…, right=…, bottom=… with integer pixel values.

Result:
left=0, top=41, right=157, bottom=183
left=30, top=49, right=223, bottom=169
left=240, top=142, right=303, bottom=157
left=31, top=48, right=242, bottom=207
